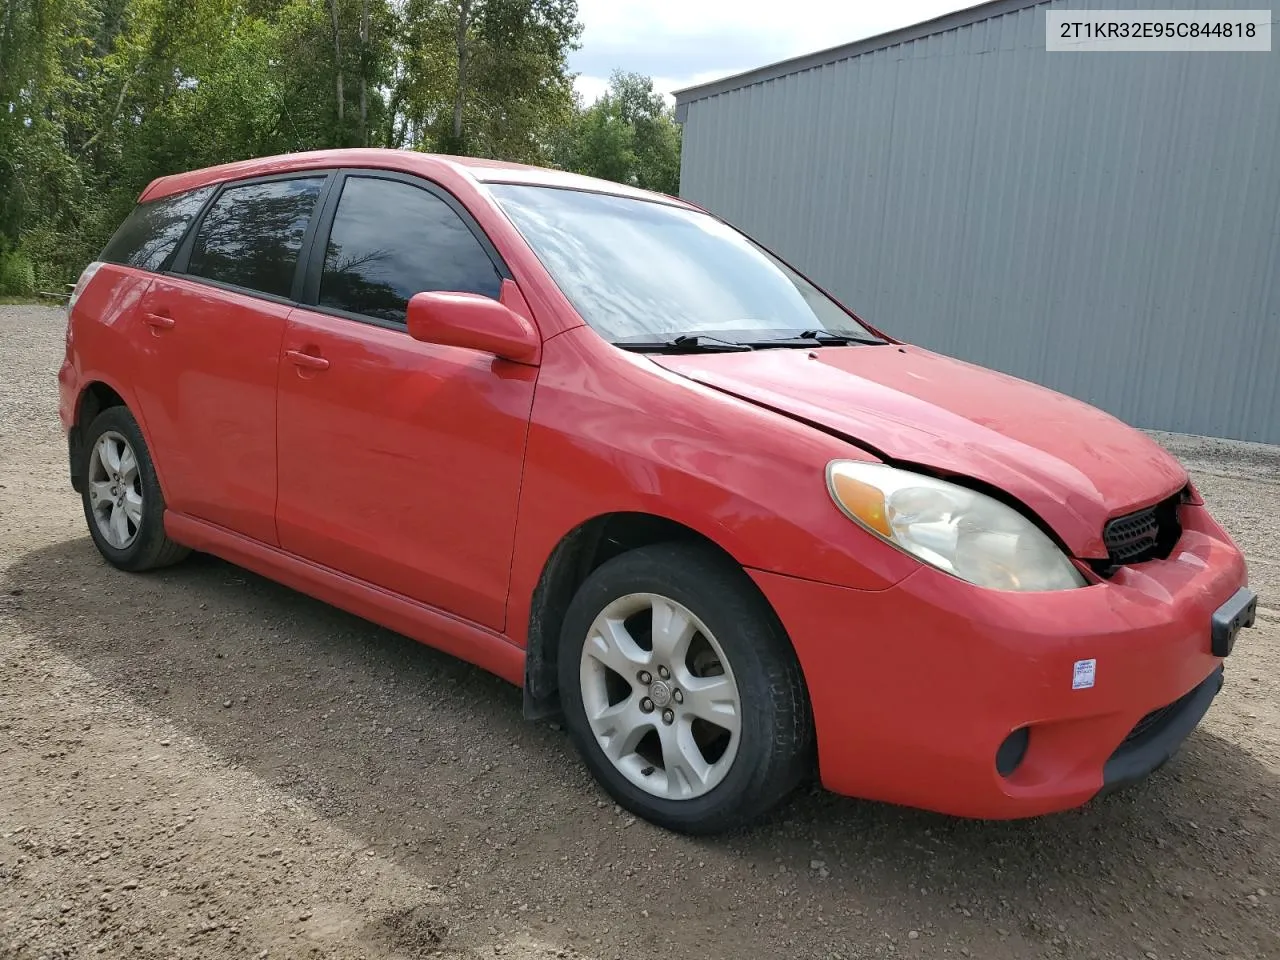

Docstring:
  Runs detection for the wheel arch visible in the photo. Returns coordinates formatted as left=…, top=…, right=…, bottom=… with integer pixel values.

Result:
left=76, top=380, right=128, bottom=426
left=69, top=376, right=172, bottom=498
left=69, top=381, right=129, bottom=492
left=522, top=510, right=775, bottom=720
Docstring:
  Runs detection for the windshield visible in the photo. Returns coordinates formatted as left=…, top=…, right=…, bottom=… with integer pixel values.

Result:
left=488, top=184, right=881, bottom=345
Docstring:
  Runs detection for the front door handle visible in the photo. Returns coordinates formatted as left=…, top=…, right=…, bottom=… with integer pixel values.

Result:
left=143, top=312, right=175, bottom=329
left=285, top=349, right=330, bottom=371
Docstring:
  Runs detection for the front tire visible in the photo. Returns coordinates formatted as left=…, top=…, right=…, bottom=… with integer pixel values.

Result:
left=79, top=405, right=189, bottom=572
left=558, top=542, right=814, bottom=834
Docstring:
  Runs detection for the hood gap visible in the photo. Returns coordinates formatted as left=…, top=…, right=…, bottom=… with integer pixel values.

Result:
left=701, top=382, right=1091, bottom=562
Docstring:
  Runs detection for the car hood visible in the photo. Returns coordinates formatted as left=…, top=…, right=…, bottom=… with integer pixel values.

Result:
left=653, top=345, right=1188, bottom=559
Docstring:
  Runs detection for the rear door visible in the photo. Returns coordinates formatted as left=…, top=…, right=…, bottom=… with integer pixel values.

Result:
left=275, top=172, right=537, bottom=630
left=131, top=174, right=329, bottom=544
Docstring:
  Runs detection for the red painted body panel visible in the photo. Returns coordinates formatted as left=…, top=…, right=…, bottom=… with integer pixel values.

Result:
left=57, top=266, right=168, bottom=486
left=752, top=504, right=1246, bottom=818
left=138, top=149, right=689, bottom=210
left=654, top=346, right=1189, bottom=559
left=276, top=305, right=536, bottom=631
left=59, top=149, right=1253, bottom=822
left=57, top=265, right=151, bottom=423
left=502, top=326, right=925, bottom=653
left=129, top=276, right=287, bottom=545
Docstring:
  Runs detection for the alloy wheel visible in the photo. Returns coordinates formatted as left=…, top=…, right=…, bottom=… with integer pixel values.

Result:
left=578, top=592, right=742, bottom=800
left=87, top=431, right=143, bottom=549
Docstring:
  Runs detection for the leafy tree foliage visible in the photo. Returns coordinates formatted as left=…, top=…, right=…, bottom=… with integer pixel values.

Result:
left=555, top=70, right=681, bottom=195
left=0, top=0, right=682, bottom=290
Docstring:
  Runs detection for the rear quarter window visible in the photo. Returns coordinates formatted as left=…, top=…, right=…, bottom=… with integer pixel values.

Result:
left=99, top=187, right=215, bottom=272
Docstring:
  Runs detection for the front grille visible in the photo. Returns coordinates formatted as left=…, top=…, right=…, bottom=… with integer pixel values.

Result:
left=1104, top=508, right=1160, bottom=562
left=1102, top=491, right=1183, bottom=566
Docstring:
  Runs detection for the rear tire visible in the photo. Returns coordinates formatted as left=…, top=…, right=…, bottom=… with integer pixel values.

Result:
left=558, top=542, right=813, bottom=834
left=79, top=406, right=189, bottom=572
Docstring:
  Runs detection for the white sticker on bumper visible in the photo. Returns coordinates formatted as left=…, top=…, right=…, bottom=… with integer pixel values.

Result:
left=1073, top=658, right=1097, bottom=690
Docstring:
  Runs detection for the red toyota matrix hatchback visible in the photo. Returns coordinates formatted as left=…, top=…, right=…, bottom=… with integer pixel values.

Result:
left=59, top=149, right=1257, bottom=834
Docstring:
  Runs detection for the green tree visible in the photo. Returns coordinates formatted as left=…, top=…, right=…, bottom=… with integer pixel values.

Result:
left=0, top=0, right=108, bottom=286
left=557, top=70, right=681, bottom=194
left=0, top=0, right=600, bottom=288
left=394, top=0, right=580, bottom=163
left=0, top=0, right=404, bottom=283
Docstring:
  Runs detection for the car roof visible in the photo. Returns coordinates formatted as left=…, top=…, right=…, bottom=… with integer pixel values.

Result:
left=137, top=148, right=694, bottom=209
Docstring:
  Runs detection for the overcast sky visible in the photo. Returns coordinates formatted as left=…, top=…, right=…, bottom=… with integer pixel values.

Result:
left=569, top=0, right=974, bottom=102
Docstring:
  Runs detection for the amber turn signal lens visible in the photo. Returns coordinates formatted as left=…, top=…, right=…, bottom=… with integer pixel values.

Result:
left=830, top=471, right=894, bottom=537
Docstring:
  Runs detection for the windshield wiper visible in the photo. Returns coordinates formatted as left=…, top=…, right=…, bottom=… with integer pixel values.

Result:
left=612, top=334, right=754, bottom=354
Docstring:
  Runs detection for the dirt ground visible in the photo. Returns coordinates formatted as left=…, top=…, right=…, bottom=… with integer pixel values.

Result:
left=1, top=303, right=1276, bottom=960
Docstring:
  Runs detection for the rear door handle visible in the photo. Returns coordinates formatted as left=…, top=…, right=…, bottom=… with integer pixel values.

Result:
left=285, top=349, right=330, bottom=371
left=143, top=312, right=175, bottom=329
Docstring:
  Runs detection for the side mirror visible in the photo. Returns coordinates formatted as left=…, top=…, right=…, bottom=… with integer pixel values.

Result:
left=405, top=289, right=540, bottom=364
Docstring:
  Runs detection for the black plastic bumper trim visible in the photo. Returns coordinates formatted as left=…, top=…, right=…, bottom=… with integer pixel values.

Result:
left=1098, top=666, right=1224, bottom=797
left=1211, top=587, right=1257, bottom=657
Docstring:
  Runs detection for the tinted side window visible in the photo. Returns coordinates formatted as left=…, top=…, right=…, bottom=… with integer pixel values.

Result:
left=100, top=187, right=215, bottom=272
left=187, top=177, right=326, bottom=298
left=319, top=177, right=501, bottom=324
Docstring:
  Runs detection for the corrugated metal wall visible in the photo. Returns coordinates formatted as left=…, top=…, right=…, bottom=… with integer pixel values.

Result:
left=678, top=0, right=1280, bottom=443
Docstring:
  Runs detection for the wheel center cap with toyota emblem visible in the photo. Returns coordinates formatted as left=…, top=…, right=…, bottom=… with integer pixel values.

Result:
left=649, top=679, right=673, bottom=708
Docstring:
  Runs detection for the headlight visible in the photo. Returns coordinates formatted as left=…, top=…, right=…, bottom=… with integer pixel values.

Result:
left=826, top=460, right=1087, bottom=592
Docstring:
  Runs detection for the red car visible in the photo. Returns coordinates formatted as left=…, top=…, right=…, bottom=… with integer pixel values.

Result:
left=58, top=149, right=1257, bottom=834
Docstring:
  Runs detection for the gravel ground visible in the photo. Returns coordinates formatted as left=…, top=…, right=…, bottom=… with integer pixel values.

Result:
left=1, top=304, right=1276, bottom=960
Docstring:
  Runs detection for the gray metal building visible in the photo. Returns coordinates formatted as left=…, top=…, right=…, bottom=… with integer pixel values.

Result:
left=674, top=0, right=1279, bottom=443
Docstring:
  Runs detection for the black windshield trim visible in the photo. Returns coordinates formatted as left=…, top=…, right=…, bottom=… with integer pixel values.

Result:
left=744, top=330, right=888, bottom=347
left=612, top=335, right=755, bottom=355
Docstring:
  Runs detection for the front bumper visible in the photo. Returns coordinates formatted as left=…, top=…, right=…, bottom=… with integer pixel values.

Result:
left=751, top=504, right=1251, bottom=819
left=1098, top=664, right=1223, bottom=797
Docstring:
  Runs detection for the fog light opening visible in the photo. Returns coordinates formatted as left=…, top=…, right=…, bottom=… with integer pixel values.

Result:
left=996, top=727, right=1030, bottom=777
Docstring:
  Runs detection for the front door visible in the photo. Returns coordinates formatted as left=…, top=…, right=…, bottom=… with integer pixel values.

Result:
left=275, top=173, right=537, bottom=631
